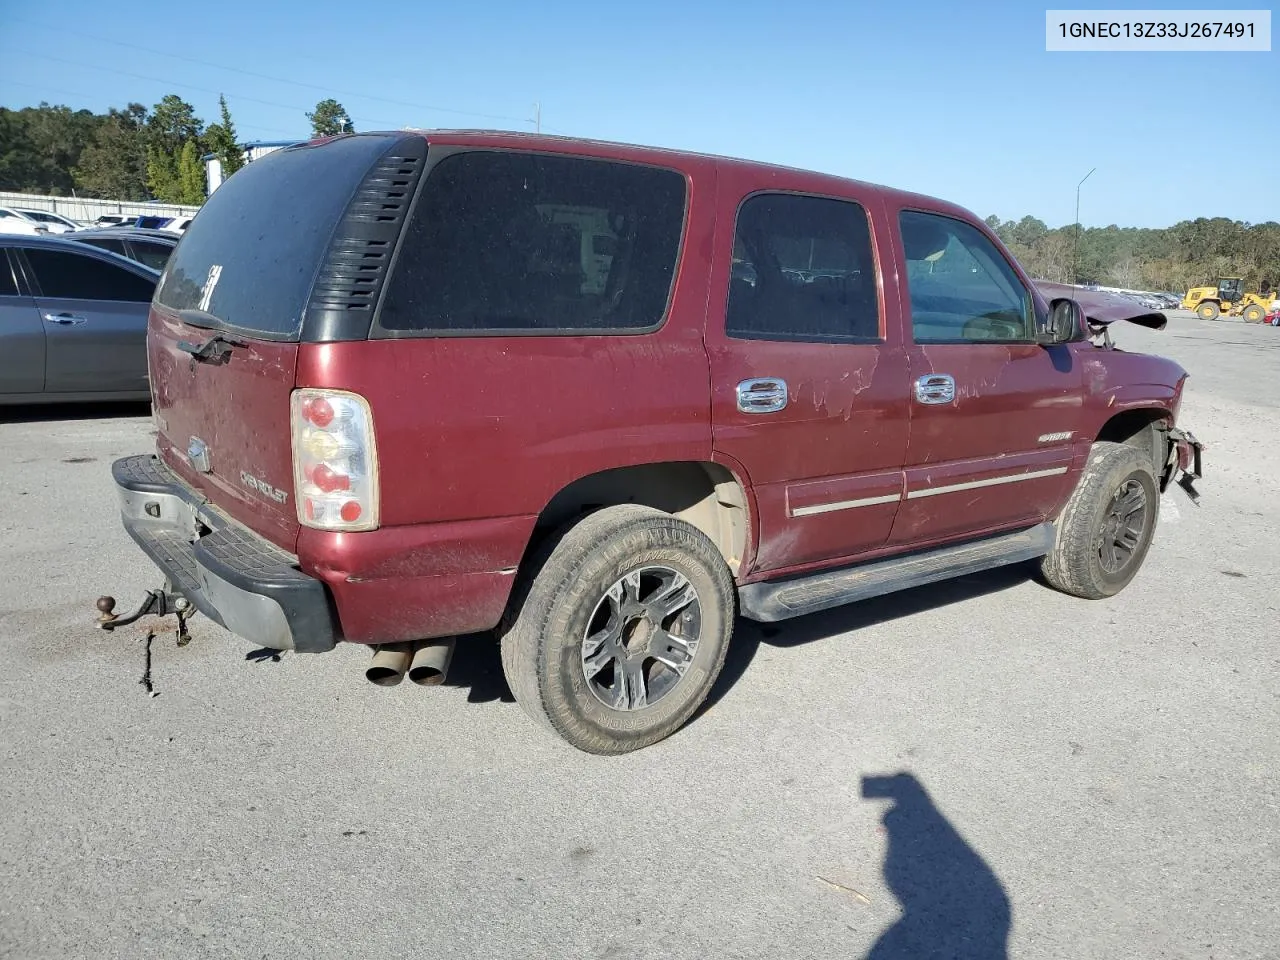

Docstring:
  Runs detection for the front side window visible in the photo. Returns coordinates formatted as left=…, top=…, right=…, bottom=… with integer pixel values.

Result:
left=25, top=248, right=155, bottom=302
left=726, top=193, right=880, bottom=342
left=377, top=150, right=687, bottom=335
left=900, top=210, right=1033, bottom=343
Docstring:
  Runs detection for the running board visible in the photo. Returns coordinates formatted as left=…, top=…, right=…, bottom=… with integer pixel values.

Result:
left=738, top=522, right=1055, bottom=623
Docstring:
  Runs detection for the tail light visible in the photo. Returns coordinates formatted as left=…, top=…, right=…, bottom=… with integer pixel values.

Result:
left=290, top=388, right=379, bottom=531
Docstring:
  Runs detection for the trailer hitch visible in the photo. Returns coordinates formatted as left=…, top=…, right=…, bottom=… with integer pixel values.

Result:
left=96, top=590, right=193, bottom=646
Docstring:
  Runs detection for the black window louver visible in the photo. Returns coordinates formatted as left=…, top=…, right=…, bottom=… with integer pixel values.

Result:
left=307, top=138, right=428, bottom=323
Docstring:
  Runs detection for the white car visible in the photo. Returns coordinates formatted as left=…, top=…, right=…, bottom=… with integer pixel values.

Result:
left=0, top=208, right=48, bottom=236
left=16, top=209, right=82, bottom=233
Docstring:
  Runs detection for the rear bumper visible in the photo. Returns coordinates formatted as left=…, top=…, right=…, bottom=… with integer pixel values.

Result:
left=112, top=455, right=338, bottom=652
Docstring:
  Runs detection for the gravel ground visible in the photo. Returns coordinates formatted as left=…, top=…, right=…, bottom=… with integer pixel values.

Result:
left=1, top=310, right=1277, bottom=959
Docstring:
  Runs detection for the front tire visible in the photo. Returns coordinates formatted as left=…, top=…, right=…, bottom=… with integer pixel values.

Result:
left=1242, top=304, right=1265, bottom=324
left=1040, top=442, right=1160, bottom=600
left=500, top=505, right=735, bottom=754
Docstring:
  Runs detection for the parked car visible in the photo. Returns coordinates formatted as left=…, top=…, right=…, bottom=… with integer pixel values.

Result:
left=66, top=227, right=178, bottom=272
left=0, top=234, right=160, bottom=404
left=100, top=131, right=1204, bottom=754
left=15, top=209, right=83, bottom=233
left=130, top=214, right=196, bottom=233
left=0, top=208, right=48, bottom=236
left=91, top=215, right=135, bottom=229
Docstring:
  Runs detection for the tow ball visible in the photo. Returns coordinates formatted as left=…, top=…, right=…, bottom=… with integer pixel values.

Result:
left=96, top=590, right=193, bottom=647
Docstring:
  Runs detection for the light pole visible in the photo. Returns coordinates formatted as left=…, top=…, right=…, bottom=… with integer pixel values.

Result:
left=1072, top=167, right=1096, bottom=285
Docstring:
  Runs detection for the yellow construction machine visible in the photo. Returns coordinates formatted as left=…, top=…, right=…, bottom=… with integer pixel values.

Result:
left=1181, top=277, right=1274, bottom=322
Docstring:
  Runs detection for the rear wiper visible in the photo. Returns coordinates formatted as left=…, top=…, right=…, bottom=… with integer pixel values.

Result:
left=176, top=332, right=246, bottom=365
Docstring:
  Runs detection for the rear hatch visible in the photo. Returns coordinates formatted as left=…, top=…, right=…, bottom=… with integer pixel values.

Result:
left=147, top=132, right=427, bottom=551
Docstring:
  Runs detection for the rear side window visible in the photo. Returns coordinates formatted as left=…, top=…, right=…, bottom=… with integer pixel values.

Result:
left=129, top=240, right=174, bottom=271
left=376, top=150, right=687, bottom=335
left=155, top=134, right=401, bottom=340
left=727, top=193, right=880, bottom=342
left=25, top=248, right=155, bottom=302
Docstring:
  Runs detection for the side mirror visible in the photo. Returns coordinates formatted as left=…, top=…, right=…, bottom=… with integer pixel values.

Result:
left=1041, top=298, right=1084, bottom=345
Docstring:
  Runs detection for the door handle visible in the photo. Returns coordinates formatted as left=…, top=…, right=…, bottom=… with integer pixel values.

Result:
left=736, top=378, right=789, bottom=414
left=43, top=312, right=88, bottom=326
left=914, top=374, right=956, bottom=405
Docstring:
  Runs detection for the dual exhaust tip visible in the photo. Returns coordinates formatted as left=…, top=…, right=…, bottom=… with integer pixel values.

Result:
left=366, top=638, right=455, bottom=687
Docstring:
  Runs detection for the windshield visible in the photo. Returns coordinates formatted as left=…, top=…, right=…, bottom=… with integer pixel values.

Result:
left=154, top=134, right=399, bottom=340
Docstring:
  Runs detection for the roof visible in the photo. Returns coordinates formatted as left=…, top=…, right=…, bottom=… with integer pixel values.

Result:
left=204, top=139, right=306, bottom=162
left=378, top=128, right=978, bottom=223
left=241, top=139, right=305, bottom=149
left=67, top=227, right=179, bottom=242
left=0, top=232, right=162, bottom=275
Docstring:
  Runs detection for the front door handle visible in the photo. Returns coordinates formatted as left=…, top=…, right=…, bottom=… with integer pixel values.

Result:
left=43, top=312, right=88, bottom=326
left=736, top=377, right=789, bottom=414
left=914, top=374, right=956, bottom=405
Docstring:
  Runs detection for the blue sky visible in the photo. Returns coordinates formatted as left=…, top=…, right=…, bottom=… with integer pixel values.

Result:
left=1, top=0, right=1275, bottom=227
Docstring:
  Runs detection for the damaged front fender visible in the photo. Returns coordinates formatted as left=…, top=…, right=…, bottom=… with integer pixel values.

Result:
left=1164, top=426, right=1204, bottom=504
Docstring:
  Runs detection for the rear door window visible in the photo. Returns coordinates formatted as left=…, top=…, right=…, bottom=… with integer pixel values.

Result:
left=726, top=193, right=880, bottom=342
left=76, top=237, right=128, bottom=257
left=0, top=251, right=19, bottom=296
left=376, top=150, right=687, bottom=335
left=24, top=248, right=155, bottom=302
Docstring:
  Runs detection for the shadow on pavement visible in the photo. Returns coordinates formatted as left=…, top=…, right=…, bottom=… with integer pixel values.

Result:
left=702, top=563, right=1034, bottom=715
left=862, top=772, right=1011, bottom=959
left=0, top=400, right=152, bottom=423
left=443, top=631, right=516, bottom=704
left=446, top=564, right=1037, bottom=716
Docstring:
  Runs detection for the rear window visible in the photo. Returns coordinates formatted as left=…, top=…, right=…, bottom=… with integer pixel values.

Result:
left=375, top=150, right=687, bottom=335
left=155, top=134, right=399, bottom=340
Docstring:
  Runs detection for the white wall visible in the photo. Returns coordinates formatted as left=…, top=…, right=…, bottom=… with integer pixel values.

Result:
left=0, top=191, right=200, bottom=223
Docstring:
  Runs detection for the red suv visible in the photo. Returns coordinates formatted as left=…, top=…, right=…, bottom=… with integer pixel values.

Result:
left=101, top=130, right=1203, bottom=753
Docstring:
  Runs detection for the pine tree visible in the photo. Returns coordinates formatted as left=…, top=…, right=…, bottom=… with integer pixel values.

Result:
left=146, top=144, right=181, bottom=202
left=178, top=139, right=206, bottom=204
left=307, top=99, right=353, bottom=137
left=203, top=95, right=244, bottom=179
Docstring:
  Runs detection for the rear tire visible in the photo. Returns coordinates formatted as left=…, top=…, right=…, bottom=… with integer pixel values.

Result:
left=1196, top=301, right=1220, bottom=320
left=1040, top=442, right=1159, bottom=600
left=1242, top=304, right=1265, bottom=324
left=499, top=505, right=735, bottom=754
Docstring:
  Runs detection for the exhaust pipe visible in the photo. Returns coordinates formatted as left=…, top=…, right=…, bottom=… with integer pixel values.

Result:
left=365, top=641, right=414, bottom=686
left=408, top=638, right=455, bottom=686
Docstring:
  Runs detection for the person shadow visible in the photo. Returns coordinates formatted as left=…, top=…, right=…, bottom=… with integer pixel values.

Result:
left=862, top=772, right=1011, bottom=960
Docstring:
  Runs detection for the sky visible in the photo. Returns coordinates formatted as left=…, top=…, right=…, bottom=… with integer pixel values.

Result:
left=1, top=0, right=1275, bottom=228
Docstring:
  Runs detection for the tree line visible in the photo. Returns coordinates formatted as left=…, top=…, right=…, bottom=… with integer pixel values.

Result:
left=0, top=96, right=355, bottom=205
left=3, top=96, right=1274, bottom=295
left=985, top=214, right=1280, bottom=295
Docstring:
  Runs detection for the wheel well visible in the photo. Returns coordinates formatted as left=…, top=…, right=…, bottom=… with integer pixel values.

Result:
left=530, top=462, right=749, bottom=575
left=1096, top=409, right=1172, bottom=485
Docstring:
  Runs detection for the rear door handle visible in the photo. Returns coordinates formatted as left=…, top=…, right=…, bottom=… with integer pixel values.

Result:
left=914, top=374, right=956, bottom=405
left=736, top=378, right=789, bottom=414
left=43, top=312, right=88, bottom=326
